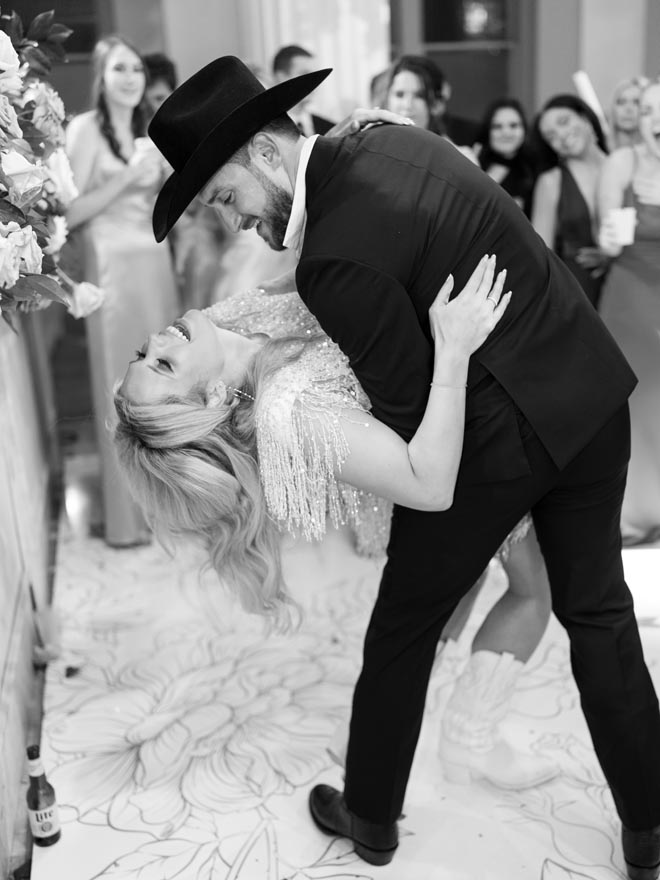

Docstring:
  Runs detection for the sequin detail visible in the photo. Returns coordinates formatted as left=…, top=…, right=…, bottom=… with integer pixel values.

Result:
left=204, top=289, right=320, bottom=338
left=203, top=289, right=531, bottom=561
left=204, top=291, right=392, bottom=556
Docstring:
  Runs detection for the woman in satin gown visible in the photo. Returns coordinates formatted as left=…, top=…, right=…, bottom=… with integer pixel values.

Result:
left=598, top=79, right=660, bottom=545
left=66, top=36, right=178, bottom=547
left=530, top=94, right=610, bottom=307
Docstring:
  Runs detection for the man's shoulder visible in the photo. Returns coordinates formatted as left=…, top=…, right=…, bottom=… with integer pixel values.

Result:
left=307, top=124, right=486, bottom=208
left=311, top=123, right=453, bottom=173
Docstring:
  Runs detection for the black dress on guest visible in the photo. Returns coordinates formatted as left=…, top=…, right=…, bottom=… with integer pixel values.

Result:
left=478, top=148, right=537, bottom=217
left=554, top=164, right=604, bottom=307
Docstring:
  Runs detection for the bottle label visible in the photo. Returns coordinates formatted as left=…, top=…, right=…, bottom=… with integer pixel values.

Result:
left=27, top=758, right=44, bottom=777
left=28, top=805, right=61, bottom=838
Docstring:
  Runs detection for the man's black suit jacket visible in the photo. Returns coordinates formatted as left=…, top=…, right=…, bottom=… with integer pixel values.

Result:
left=311, top=113, right=334, bottom=135
left=296, top=125, right=636, bottom=485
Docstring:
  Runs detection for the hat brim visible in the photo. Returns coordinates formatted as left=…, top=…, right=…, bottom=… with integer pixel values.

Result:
left=152, top=68, right=331, bottom=242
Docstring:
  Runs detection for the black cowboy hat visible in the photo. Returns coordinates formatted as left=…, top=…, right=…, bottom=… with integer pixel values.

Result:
left=149, top=55, right=331, bottom=242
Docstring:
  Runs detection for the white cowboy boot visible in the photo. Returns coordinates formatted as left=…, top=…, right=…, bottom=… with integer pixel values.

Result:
left=439, top=649, right=559, bottom=789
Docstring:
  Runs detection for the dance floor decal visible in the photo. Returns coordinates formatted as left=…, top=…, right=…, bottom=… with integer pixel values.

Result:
left=33, top=480, right=660, bottom=880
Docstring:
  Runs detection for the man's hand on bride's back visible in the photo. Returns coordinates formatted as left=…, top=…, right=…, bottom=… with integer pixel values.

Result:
left=429, top=254, right=511, bottom=356
left=326, top=107, right=415, bottom=138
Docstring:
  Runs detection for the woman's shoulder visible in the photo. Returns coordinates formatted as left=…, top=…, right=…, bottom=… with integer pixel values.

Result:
left=534, top=166, right=561, bottom=197
left=66, top=111, right=102, bottom=144
left=67, top=110, right=99, bottom=132
left=602, top=145, right=636, bottom=185
left=257, top=340, right=362, bottom=429
left=537, top=166, right=561, bottom=184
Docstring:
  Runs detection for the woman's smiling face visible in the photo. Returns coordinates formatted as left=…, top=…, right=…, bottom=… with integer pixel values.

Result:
left=121, top=310, right=232, bottom=405
left=539, top=107, right=593, bottom=159
left=489, top=107, right=525, bottom=158
left=103, top=43, right=146, bottom=109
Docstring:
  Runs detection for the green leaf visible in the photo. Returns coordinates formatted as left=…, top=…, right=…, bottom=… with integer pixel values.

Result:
left=0, top=199, right=26, bottom=225
left=47, top=23, right=73, bottom=44
left=10, top=273, right=68, bottom=304
left=0, top=12, right=24, bottom=44
left=1, top=308, right=19, bottom=333
left=42, top=41, right=67, bottom=62
left=27, top=10, right=55, bottom=41
left=22, top=45, right=51, bottom=77
left=41, top=254, right=57, bottom=275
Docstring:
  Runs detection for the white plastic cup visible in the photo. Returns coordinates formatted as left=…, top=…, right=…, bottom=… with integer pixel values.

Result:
left=607, top=207, right=637, bottom=246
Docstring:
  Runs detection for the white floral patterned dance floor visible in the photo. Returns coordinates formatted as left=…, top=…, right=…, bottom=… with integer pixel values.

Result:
left=32, top=457, right=660, bottom=880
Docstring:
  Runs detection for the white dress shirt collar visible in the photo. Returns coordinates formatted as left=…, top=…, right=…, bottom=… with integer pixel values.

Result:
left=283, top=134, right=319, bottom=258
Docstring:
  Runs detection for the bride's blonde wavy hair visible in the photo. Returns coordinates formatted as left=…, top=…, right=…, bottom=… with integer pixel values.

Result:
left=113, top=337, right=307, bottom=630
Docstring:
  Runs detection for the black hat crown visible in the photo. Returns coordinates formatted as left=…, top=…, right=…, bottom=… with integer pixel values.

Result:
left=149, top=55, right=331, bottom=241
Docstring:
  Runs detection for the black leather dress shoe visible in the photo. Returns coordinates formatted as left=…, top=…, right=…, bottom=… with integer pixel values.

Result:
left=623, top=825, right=660, bottom=879
left=308, top=784, right=398, bottom=866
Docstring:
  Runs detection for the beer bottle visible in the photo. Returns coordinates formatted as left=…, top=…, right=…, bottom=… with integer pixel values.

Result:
left=26, top=744, right=61, bottom=846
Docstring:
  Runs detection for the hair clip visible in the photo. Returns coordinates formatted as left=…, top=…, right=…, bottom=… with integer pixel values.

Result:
left=228, top=386, right=255, bottom=402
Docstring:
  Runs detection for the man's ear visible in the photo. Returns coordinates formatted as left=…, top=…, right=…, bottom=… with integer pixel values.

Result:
left=248, top=132, right=282, bottom=170
left=205, top=379, right=230, bottom=409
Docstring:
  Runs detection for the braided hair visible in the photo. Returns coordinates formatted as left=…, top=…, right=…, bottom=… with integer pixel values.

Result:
left=90, top=35, right=149, bottom=163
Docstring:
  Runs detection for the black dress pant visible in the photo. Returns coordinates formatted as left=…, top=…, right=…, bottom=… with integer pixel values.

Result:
left=343, top=404, right=660, bottom=832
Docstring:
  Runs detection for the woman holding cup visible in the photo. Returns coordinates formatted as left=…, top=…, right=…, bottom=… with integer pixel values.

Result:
left=598, top=78, right=660, bottom=546
left=65, top=35, right=179, bottom=547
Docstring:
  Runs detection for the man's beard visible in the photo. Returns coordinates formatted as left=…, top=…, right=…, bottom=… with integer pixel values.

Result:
left=250, top=166, right=292, bottom=251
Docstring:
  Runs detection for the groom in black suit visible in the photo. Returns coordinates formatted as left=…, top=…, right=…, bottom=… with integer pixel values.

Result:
left=149, top=58, right=660, bottom=878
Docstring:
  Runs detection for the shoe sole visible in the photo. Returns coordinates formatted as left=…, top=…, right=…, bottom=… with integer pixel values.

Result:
left=309, top=804, right=398, bottom=866
left=625, top=863, right=660, bottom=880
left=443, top=759, right=559, bottom=790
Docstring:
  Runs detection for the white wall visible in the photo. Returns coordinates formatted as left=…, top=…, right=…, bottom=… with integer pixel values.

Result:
left=160, top=0, right=241, bottom=83
left=534, top=0, right=580, bottom=106
left=536, top=0, right=649, bottom=115
left=646, top=0, right=660, bottom=76
left=579, top=0, right=647, bottom=114
left=157, top=0, right=390, bottom=121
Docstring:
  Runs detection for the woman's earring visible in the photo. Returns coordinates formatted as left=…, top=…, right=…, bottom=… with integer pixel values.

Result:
left=206, top=379, right=230, bottom=408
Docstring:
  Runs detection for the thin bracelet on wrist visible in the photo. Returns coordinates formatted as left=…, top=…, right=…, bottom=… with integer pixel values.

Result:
left=430, top=381, right=467, bottom=389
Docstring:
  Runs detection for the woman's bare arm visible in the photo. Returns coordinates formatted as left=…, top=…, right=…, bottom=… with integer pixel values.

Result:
left=530, top=168, right=560, bottom=248
left=312, top=256, right=510, bottom=510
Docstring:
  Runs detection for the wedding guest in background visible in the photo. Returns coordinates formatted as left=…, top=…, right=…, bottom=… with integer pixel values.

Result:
left=143, top=51, right=177, bottom=122
left=608, top=76, right=647, bottom=151
left=598, top=77, right=660, bottom=547
left=384, top=55, right=478, bottom=160
left=530, top=94, right=609, bottom=307
left=271, top=44, right=334, bottom=135
left=386, top=55, right=479, bottom=147
left=473, top=97, right=538, bottom=216
left=65, top=34, right=178, bottom=547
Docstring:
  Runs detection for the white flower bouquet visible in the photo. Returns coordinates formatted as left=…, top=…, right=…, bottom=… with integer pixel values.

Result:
left=0, top=9, right=104, bottom=329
